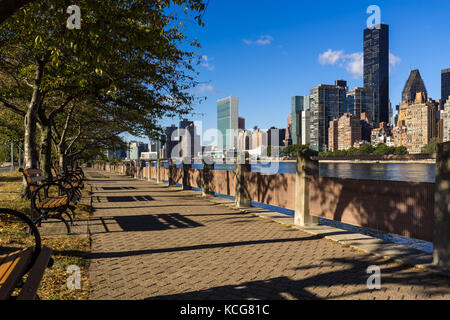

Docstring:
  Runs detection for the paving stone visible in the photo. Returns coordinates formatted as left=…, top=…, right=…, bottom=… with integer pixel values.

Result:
left=86, top=169, right=450, bottom=300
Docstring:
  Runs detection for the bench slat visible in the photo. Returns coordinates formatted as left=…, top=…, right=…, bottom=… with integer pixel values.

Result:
left=17, top=247, right=52, bottom=300
left=24, top=169, right=43, bottom=175
left=0, top=249, right=33, bottom=300
left=28, top=176, right=47, bottom=183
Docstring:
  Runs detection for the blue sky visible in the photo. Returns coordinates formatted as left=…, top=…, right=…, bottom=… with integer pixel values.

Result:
left=134, top=0, right=450, bottom=143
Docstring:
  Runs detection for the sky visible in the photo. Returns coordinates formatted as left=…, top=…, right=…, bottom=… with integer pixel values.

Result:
left=129, top=0, right=450, bottom=144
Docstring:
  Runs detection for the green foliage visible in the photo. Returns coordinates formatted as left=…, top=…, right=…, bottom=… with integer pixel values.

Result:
left=0, top=0, right=208, bottom=164
left=421, top=138, right=442, bottom=154
left=319, top=143, right=408, bottom=157
left=280, top=144, right=310, bottom=156
left=372, top=143, right=389, bottom=155
left=0, top=144, right=9, bottom=163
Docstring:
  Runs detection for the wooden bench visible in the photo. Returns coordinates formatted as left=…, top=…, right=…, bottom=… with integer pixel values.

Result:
left=0, top=209, right=53, bottom=300
left=52, top=166, right=83, bottom=203
left=19, top=168, right=76, bottom=234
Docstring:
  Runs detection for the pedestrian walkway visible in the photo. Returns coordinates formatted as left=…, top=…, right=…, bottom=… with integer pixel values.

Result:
left=86, top=169, right=450, bottom=300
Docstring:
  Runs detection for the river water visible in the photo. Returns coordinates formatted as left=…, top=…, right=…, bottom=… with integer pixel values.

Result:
left=210, top=162, right=436, bottom=183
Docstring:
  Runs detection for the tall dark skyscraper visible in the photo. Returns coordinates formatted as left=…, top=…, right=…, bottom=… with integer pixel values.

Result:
left=363, top=24, right=389, bottom=124
left=442, top=68, right=450, bottom=104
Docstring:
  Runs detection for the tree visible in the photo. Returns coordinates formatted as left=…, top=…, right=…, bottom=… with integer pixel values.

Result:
left=393, top=146, right=408, bottom=155
left=0, top=0, right=208, bottom=178
left=357, top=144, right=374, bottom=155
left=373, top=143, right=389, bottom=155
left=0, top=0, right=36, bottom=25
left=280, top=144, right=310, bottom=156
left=421, top=138, right=441, bottom=154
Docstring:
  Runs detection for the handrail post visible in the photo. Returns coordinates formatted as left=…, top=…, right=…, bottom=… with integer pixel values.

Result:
left=157, top=159, right=161, bottom=184
left=294, top=149, right=319, bottom=227
left=182, top=157, right=191, bottom=190
left=235, top=152, right=251, bottom=208
left=168, top=159, right=176, bottom=186
left=433, top=141, right=450, bottom=270
left=202, top=157, right=214, bottom=197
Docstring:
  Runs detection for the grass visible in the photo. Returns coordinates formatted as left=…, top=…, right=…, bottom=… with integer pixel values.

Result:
left=0, top=171, right=91, bottom=300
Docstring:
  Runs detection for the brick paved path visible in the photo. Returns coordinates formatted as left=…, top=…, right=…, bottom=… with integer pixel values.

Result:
left=86, top=169, right=450, bottom=300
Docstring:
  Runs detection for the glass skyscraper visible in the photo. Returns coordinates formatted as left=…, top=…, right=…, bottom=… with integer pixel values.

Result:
left=442, top=68, right=450, bottom=104
left=309, top=81, right=348, bottom=152
left=217, top=97, right=239, bottom=151
left=346, top=87, right=378, bottom=124
left=364, top=24, right=389, bottom=125
left=291, top=96, right=309, bottom=145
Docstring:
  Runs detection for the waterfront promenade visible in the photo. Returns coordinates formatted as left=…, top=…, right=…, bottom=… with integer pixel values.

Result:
left=85, top=168, right=450, bottom=300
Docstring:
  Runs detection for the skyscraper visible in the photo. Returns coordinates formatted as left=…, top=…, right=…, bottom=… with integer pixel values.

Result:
left=346, top=87, right=378, bottom=124
left=309, top=80, right=348, bottom=152
left=291, top=96, right=309, bottom=145
left=442, top=68, right=450, bottom=104
left=301, top=110, right=311, bottom=145
left=217, top=97, right=239, bottom=151
left=364, top=24, right=389, bottom=124
left=402, top=69, right=427, bottom=103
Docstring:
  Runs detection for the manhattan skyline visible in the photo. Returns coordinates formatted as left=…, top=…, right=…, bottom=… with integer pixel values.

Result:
left=134, top=0, right=450, bottom=143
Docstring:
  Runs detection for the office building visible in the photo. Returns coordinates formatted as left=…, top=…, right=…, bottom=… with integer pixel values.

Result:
left=443, top=98, right=450, bottom=142
left=301, top=110, right=311, bottom=145
left=217, top=97, right=239, bottom=151
left=309, top=80, right=348, bottom=152
left=346, top=87, right=378, bottom=124
left=237, top=130, right=252, bottom=151
left=238, top=117, right=245, bottom=130
left=442, top=68, right=450, bottom=105
left=402, top=69, right=428, bottom=103
left=328, top=113, right=361, bottom=152
left=371, top=123, right=392, bottom=147
left=181, top=122, right=201, bottom=159
left=364, top=24, right=389, bottom=124
left=291, top=96, right=309, bottom=145
left=328, top=118, right=338, bottom=152
left=393, top=126, right=408, bottom=148
left=284, top=113, right=292, bottom=146
left=267, top=127, right=286, bottom=147
left=406, top=98, right=436, bottom=154
left=129, top=141, right=148, bottom=160
left=398, top=71, right=429, bottom=127
left=163, top=125, right=178, bottom=159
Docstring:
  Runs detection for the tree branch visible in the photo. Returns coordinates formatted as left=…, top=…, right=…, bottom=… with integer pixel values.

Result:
left=0, top=0, right=35, bottom=25
left=0, top=97, right=26, bottom=116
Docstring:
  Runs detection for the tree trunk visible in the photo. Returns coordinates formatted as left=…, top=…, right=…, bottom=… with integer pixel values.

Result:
left=59, top=147, right=66, bottom=170
left=22, top=59, right=45, bottom=196
left=24, top=107, right=38, bottom=169
left=39, top=124, right=53, bottom=179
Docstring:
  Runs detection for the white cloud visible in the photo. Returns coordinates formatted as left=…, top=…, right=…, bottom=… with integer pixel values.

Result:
left=196, top=84, right=217, bottom=95
left=200, top=55, right=215, bottom=71
left=389, top=52, right=401, bottom=67
left=319, top=49, right=345, bottom=65
left=243, top=35, right=274, bottom=46
left=345, top=52, right=364, bottom=79
left=319, top=49, right=401, bottom=79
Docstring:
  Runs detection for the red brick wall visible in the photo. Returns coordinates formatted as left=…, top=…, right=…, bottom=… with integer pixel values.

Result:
left=210, top=170, right=236, bottom=196
left=188, top=169, right=202, bottom=189
left=309, top=177, right=434, bottom=242
left=243, top=172, right=296, bottom=210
